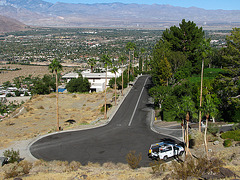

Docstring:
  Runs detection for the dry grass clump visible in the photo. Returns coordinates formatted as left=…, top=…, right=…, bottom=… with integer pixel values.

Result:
left=30, top=160, right=82, bottom=174
left=86, top=162, right=101, bottom=168
left=49, top=94, right=56, bottom=98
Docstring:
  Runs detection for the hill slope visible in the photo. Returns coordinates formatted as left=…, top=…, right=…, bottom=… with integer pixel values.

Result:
left=0, top=15, right=27, bottom=33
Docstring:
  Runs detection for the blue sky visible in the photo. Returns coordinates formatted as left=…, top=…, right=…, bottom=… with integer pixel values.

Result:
left=44, top=0, right=240, bottom=10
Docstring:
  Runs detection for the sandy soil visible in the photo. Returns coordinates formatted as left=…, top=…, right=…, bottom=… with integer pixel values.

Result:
left=0, top=64, right=77, bottom=84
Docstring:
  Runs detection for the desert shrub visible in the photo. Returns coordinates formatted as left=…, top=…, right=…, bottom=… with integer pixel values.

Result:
left=38, top=105, right=44, bottom=109
left=126, top=150, right=142, bottom=169
left=189, top=129, right=203, bottom=147
left=207, top=123, right=219, bottom=136
left=223, top=139, right=232, bottom=147
left=150, top=160, right=166, bottom=175
left=26, top=106, right=33, bottom=112
left=18, top=160, right=32, bottom=174
left=102, top=162, right=117, bottom=169
left=86, top=162, right=101, bottom=168
left=3, top=161, right=32, bottom=179
left=171, top=156, right=224, bottom=179
left=221, top=129, right=240, bottom=141
left=100, top=104, right=112, bottom=113
left=72, top=94, right=77, bottom=98
left=3, top=149, right=21, bottom=163
left=3, top=162, right=22, bottom=178
left=68, top=161, right=81, bottom=171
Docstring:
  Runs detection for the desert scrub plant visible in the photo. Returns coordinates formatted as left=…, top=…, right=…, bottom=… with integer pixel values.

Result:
left=72, top=94, right=77, bottom=98
left=171, top=156, right=224, bottom=180
left=3, top=149, right=21, bottom=163
left=150, top=160, right=166, bottom=176
left=38, top=105, right=44, bottom=109
left=126, top=150, right=142, bottom=169
left=221, top=129, right=240, bottom=141
left=207, top=123, right=219, bottom=136
left=223, top=139, right=232, bottom=147
left=68, top=161, right=82, bottom=171
left=3, top=161, right=32, bottom=179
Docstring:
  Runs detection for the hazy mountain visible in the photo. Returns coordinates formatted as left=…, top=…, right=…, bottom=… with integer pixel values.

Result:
left=0, top=0, right=239, bottom=29
left=0, top=14, right=27, bottom=33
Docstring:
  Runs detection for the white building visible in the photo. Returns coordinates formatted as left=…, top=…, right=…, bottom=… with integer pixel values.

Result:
left=62, top=72, right=79, bottom=83
left=62, top=69, right=122, bottom=92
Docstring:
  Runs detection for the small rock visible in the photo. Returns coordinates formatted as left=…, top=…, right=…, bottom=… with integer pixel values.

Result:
left=213, top=140, right=219, bottom=145
left=235, top=142, right=240, bottom=146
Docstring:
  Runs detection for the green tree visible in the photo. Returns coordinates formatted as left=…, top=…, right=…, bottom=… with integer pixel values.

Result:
left=66, top=75, right=90, bottom=93
left=49, top=58, right=63, bottom=131
left=222, top=28, right=240, bottom=72
left=162, top=19, right=205, bottom=72
left=87, top=58, right=96, bottom=73
left=152, top=56, right=172, bottom=86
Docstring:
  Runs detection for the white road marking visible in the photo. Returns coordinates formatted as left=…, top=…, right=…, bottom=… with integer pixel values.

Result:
left=128, top=77, right=149, bottom=126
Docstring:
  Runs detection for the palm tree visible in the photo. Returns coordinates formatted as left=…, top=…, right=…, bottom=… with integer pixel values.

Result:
left=118, top=55, right=126, bottom=96
left=111, top=66, right=118, bottom=105
left=49, top=59, right=62, bottom=131
left=101, top=54, right=112, bottom=119
left=179, top=96, right=197, bottom=156
left=202, top=94, right=218, bottom=157
left=126, top=42, right=136, bottom=83
left=199, top=39, right=212, bottom=132
left=87, top=58, right=96, bottom=73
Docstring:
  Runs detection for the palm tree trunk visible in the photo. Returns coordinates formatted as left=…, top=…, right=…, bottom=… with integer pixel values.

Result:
left=204, top=115, right=209, bottom=157
left=128, top=51, right=130, bottom=84
left=56, top=72, right=59, bottom=131
left=121, top=62, right=123, bottom=96
left=132, top=50, right=135, bottom=75
left=199, top=59, right=204, bottom=132
left=104, top=68, right=107, bottom=119
left=114, top=73, right=117, bottom=105
left=182, top=119, right=185, bottom=144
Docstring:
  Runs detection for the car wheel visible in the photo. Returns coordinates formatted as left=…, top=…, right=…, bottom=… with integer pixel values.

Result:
left=163, top=156, right=168, bottom=161
left=179, top=151, right=184, bottom=156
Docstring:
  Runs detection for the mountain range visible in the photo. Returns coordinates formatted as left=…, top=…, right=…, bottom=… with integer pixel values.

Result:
left=0, top=0, right=240, bottom=30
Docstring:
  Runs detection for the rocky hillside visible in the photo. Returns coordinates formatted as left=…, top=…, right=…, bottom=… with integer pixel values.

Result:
left=0, top=15, right=27, bottom=33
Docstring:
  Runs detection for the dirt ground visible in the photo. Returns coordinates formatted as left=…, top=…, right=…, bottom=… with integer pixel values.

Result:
left=0, top=64, right=77, bottom=84
left=0, top=90, right=117, bottom=149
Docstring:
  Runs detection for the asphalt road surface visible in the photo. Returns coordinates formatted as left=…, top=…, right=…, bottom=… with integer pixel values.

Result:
left=30, top=76, right=180, bottom=166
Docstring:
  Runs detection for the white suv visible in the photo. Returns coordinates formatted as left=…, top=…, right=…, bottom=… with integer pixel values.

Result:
left=148, top=142, right=184, bottom=160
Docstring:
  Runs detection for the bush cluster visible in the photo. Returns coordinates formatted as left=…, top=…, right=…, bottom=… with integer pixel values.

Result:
left=171, top=156, right=224, bottom=179
left=221, top=129, right=240, bottom=141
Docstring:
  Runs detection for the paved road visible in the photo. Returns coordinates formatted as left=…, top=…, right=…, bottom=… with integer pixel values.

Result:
left=30, top=76, right=180, bottom=166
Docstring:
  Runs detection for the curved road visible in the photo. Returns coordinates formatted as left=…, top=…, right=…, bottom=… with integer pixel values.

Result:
left=30, top=76, right=180, bottom=166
